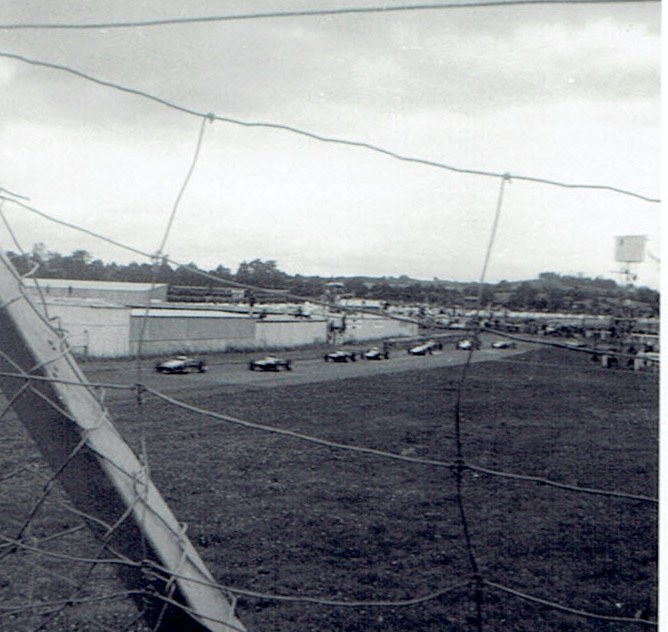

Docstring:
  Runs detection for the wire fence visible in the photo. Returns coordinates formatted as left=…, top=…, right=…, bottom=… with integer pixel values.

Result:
left=0, top=4, right=659, bottom=630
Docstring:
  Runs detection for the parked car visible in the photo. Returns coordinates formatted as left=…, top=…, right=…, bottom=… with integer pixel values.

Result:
left=324, top=350, right=357, bottom=362
left=456, top=338, right=481, bottom=351
left=155, top=355, right=207, bottom=374
left=491, top=340, right=517, bottom=349
left=362, top=346, right=390, bottom=360
left=409, top=340, right=442, bottom=355
left=249, top=356, right=292, bottom=371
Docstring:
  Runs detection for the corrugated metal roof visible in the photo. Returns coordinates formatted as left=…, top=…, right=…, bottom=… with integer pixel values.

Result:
left=130, top=308, right=326, bottom=321
left=27, top=278, right=167, bottom=291
left=37, top=297, right=130, bottom=309
left=130, top=309, right=250, bottom=318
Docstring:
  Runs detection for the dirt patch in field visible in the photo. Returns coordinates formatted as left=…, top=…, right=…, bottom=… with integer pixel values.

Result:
left=0, top=347, right=657, bottom=631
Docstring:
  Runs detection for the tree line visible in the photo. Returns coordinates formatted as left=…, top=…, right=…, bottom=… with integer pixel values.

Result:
left=7, top=246, right=659, bottom=316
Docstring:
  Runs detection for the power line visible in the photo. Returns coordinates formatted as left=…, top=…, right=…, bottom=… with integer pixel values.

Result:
left=0, top=50, right=660, bottom=204
left=0, top=0, right=658, bottom=31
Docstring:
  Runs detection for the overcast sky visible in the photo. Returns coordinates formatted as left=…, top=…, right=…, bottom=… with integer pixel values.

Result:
left=0, top=1, right=661, bottom=288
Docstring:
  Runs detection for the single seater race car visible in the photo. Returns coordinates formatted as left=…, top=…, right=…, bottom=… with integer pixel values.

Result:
left=324, top=350, right=357, bottom=362
left=249, top=356, right=292, bottom=371
left=155, top=355, right=207, bottom=374
left=456, top=338, right=481, bottom=351
left=408, top=340, right=442, bottom=356
left=362, top=346, right=390, bottom=360
left=491, top=340, right=517, bottom=349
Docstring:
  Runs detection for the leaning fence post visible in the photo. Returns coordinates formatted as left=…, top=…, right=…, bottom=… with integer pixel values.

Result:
left=0, top=248, right=245, bottom=632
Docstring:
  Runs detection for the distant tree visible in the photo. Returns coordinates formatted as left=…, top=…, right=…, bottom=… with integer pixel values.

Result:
left=479, top=286, right=495, bottom=306
left=545, top=287, right=567, bottom=311
left=209, top=264, right=233, bottom=280
left=343, top=278, right=369, bottom=297
left=122, top=261, right=154, bottom=283
left=289, top=275, right=325, bottom=298
left=634, top=287, right=660, bottom=315
left=507, top=283, right=538, bottom=310
left=6, top=251, right=32, bottom=275
left=235, top=259, right=289, bottom=289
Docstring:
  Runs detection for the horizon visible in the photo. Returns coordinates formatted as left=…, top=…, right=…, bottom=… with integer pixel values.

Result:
left=16, top=245, right=658, bottom=291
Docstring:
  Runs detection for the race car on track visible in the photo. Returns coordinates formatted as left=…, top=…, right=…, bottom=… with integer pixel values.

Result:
left=249, top=356, right=292, bottom=371
left=491, top=340, right=517, bottom=349
left=324, top=350, right=357, bottom=362
left=362, top=346, right=390, bottom=360
left=408, top=340, right=442, bottom=356
left=456, top=338, right=481, bottom=351
left=155, top=355, right=207, bottom=374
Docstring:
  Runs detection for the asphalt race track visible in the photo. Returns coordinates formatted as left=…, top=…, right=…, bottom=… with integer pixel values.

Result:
left=81, top=339, right=529, bottom=400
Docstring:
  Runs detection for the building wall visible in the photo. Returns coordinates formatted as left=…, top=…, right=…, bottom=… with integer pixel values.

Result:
left=130, top=312, right=328, bottom=355
left=26, top=279, right=167, bottom=306
left=255, top=318, right=327, bottom=349
left=44, top=301, right=131, bottom=358
left=30, top=297, right=411, bottom=359
left=342, top=314, right=418, bottom=342
left=129, top=311, right=256, bottom=355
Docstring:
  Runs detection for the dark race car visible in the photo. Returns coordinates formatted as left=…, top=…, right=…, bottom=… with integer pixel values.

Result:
left=362, top=346, right=390, bottom=360
left=155, top=355, right=207, bottom=374
left=249, top=356, right=292, bottom=371
left=408, top=340, right=442, bottom=356
left=324, top=350, right=357, bottom=362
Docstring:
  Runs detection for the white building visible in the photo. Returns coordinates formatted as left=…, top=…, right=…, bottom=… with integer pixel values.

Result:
left=37, top=297, right=132, bottom=358
left=23, top=279, right=413, bottom=358
left=25, top=278, right=167, bottom=305
left=339, top=313, right=419, bottom=343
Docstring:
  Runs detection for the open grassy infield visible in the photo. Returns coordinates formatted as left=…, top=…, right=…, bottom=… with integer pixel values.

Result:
left=0, top=347, right=658, bottom=631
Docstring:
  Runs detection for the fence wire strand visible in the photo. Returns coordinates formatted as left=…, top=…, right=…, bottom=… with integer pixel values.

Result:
left=0, top=51, right=660, bottom=204
left=0, top=0, right=659, bottom=32
left=0, top=13, right=658, bottom=626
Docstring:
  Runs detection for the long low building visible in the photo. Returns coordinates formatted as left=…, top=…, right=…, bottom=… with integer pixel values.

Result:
left=24, top=279, right=418, bottom=358
left=25, top=278, right=168, bottom=305
left=129, top=308, right=329, bottom=355
left=29, top=297, right=332, bottom=357
left=39, top=298, right=132, bottom=358
left=338, top=313, right=419, bottom=343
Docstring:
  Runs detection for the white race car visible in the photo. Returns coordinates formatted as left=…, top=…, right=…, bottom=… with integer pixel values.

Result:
left=409, top=340, right=442, bottom=356
left=155, top=355, right=207, bottom=374
left=456, top=339, right=481, bottom=351
left=249, top=356, right=292, bottom=371
left=362, top=347, right=390, bottom=360
left=324, top=350, right=357, bottom=362
left=491, top=340, right=517, bottom=349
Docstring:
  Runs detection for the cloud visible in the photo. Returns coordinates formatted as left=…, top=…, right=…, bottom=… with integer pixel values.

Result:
left=1, top=2, right=659, bottom=127
left=0, top=1, right=660, bottom=288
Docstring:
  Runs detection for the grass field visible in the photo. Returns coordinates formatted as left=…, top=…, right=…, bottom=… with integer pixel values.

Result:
left=0, top=346, right=658, bottom=631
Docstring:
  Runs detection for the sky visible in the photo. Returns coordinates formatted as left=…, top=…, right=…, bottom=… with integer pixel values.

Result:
left=0, top=1, right=661, bottom=288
